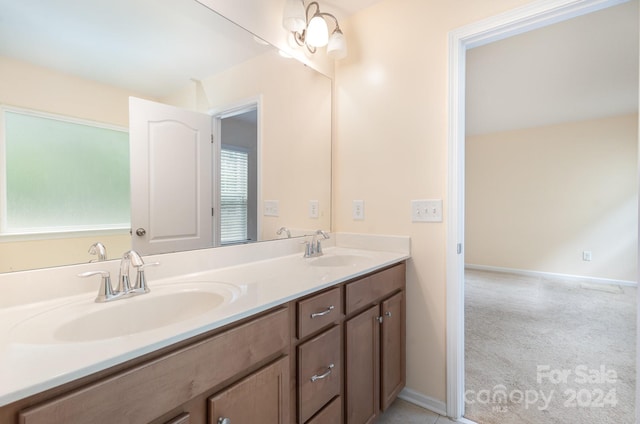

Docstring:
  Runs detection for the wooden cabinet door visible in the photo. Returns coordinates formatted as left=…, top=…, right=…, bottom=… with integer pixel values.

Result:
left=306, top=396, right=342, bottom=424
left=345, top=305, right=379, bottom=424
left=380, top=292, right=405, bottom=411
left=208, top=357, right=289, bottom=424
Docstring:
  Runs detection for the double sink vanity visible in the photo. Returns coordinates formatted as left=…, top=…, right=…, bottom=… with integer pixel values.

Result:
left=0, top=233, right=409, bottom=424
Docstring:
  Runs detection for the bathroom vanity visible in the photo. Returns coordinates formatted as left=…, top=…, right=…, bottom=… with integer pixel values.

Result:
left=0, top=237, right=408, bottom=424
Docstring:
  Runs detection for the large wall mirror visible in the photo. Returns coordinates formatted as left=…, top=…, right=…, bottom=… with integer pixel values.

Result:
left=0, top=0, right=332, bottom=272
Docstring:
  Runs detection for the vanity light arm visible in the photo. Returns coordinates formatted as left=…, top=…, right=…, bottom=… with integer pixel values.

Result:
left=318, top=11, right=340, bottom=31
left=305, top=1, right=321, bottom=23
left=292, top=1, right=341, bottom=54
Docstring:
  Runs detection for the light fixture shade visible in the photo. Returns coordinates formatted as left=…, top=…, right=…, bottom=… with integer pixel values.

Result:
left=282, top=0, right=306, bottom=33
left=306, top=14, right=329, bottom=47
left=327, top=29, right=347, bottom=59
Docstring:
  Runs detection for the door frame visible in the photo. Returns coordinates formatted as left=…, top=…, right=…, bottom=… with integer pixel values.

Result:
left=210, top=97, right=262, bottom=246
left=445, top=0, right=632, bottom=419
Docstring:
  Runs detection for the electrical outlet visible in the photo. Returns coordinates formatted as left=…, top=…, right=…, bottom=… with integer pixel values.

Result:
left=583, top=251, right=592, bottom=262
left=353, top=200, right=365, bottom=220
left=309, top=200, right=319, bottom=219
left=411, top=199, right=443, bottom=222
left=264, top=200, right=279, bottom=217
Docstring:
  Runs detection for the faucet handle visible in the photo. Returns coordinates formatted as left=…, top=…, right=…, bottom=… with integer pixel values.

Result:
left=131, top=261, right=159, bottom=293
left=79, top=270, right=121, bottom=303
left=301, top=240, right=313, bottom=258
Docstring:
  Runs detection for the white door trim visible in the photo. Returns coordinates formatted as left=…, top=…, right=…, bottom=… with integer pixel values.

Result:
left=210, top=97, right=262, bottom=246
left=445, top=0, right=631, bottom=419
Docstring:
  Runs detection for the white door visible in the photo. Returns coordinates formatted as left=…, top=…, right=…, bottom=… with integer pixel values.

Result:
left=129, top=97, right=213, bottom=254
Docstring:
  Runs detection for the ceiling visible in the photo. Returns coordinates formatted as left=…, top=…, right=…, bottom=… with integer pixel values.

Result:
left=5, top=0, right=633, bottom=130
left=0, top=0, right=272, bottom=98
left=0, top=0, right=382, bottom=98
left=466, top=0, right=639, bottom=136
left=323, top=0, right=382, bottom=20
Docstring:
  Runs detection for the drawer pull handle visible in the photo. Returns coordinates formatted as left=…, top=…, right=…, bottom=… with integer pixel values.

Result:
left=310, top=363, right=335, bottom=382
left=310, top=305, right=335, bottom=319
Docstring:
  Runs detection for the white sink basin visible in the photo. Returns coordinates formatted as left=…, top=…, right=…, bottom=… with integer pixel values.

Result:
left=309, top=253, right=370, bottom=267
left=10, top=282, right=240, bottom=344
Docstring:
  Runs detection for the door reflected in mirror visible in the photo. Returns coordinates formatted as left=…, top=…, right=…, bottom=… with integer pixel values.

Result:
left=0, top=0, right=331, bottom=272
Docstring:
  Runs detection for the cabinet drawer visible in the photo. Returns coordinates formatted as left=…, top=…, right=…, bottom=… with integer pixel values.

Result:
left=345, top=263, right=405, bottom=315
left=19, top=307, right=289, bottom=424
left=298, top=325, right=341, bottom=423
left=165, top=413, right=190, bottom=424
left=306, top=396, right=341, bottom=424
left=297, top=287, right=341, bottom=339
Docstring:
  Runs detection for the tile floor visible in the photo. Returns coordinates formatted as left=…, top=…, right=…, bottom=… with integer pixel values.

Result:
left=377, top=399, right=458, bottom=424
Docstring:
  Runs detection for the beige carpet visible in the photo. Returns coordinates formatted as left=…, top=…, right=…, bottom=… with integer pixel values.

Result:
left=464, top=269, right=636, bottom=424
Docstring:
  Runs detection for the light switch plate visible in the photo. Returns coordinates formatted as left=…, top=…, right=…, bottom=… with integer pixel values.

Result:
left=309, top=200, right=319, bottom=219
left=353, top=200, right=365, bottom=220
left=264, top=200, right=279, bottom=217
left=411, top=199, right=442, bottom=222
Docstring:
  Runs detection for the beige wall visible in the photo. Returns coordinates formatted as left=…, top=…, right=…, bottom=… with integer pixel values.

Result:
left=466, top=115, right=638, bottom=282
left=0, top=56, right=136, bottom=127
left=167, top=51, right=332, bottom=241
left=0, top=56, right=142, bottom=272
left=2, top=234, right=131, bottom=273
left=334, top=0, right=534, bottom=404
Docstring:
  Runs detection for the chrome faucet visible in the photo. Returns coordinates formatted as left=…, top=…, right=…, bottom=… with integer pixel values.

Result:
left=79, top=250, right=158, bottom=303
left=304, top=230, right=330, bottom=258
left=117, top=250, right=143, bottom=293
left=276, top=226, right=291, bottom=238
left=88, top=242, right=107, bottom=262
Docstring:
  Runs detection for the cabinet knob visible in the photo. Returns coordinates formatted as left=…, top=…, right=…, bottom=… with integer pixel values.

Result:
left=218, top=418, right=230, bottom=424
left=135, top=228, right=146, bottom=236
left=385, top=311, right=392, bottom=318
left=376, top=316, right=384, bottom=324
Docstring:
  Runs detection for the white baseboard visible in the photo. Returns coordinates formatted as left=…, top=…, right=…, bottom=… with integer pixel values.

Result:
left=455, top=418, right=479, bottom=424
left=465, top=264, right=637, bottom=287
left=398, top=388, right=447, bottom=416
left=398, top=389, right=480, bottom=423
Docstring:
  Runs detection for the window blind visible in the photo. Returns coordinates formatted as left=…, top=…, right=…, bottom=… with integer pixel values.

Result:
left=220, top=147, right=249, bottom=244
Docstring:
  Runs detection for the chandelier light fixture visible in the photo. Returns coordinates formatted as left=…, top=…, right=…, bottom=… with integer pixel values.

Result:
left=282, top=0, right=347, bottom=59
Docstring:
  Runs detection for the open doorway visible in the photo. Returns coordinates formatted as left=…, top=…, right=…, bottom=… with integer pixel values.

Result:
left=446, top=0, right=639, bottom=422
left=215, top=106, right=259, bottom=246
